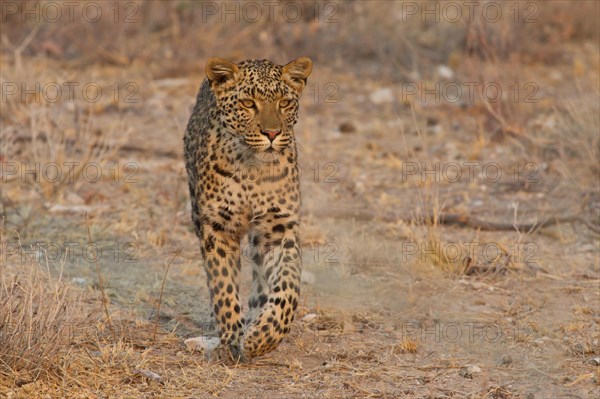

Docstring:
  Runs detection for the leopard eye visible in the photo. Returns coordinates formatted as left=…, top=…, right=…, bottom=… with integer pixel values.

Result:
left=279, top=99, right=291, bottom=108
left=241, top=99, right=256, bottom=108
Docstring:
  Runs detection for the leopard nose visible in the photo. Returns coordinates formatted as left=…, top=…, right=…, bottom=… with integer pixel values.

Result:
left=260, top=129, right=281, bottom=141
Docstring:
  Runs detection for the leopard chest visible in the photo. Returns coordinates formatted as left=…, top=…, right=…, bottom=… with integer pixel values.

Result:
left=197, top=154, right=299, bottom=234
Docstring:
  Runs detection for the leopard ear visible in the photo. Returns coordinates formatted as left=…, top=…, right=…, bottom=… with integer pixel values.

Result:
left=206, top=57, right=239, bottom=87
left=282, top=57, right=312, bottom=92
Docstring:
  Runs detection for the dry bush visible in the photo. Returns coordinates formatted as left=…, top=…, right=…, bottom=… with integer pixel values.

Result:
left=0, top=0, right=459, bottom=79
left=0, top=105, right=127, bottom=237
left=0, top=49, right=130, bottom=235
left=555, top=94, right=600, bottom=166
left=3, top=1, right=596, bottom=80
left=535, top=91, right=600, bottom=186
left=0, top=254, right=85, bottom=385
left=464, top=0, right=598, bottom=63
left=453, top=1, right=599, bottom=141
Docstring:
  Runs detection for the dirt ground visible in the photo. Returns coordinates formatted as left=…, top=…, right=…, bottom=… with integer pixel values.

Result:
left=1, top=2, right=599, bottom=398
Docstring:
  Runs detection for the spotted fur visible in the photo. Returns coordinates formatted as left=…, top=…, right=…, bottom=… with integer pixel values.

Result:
left=183, top=57, right=312, bottom=360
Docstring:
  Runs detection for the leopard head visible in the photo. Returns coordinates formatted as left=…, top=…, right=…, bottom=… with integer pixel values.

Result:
left=206, top=57, right=312, bottom=153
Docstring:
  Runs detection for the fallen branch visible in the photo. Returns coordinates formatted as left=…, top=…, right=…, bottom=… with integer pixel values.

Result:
left=309, top=208, right=597, bottom=233
left=410, top=212, right=585, bottom=232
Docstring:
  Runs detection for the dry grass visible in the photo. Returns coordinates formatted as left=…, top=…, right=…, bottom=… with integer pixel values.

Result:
left=1, top=1, right=599, bottom=397
left=2, top=1, right=598, bottom=72
left=0, top=103, right=129, bottom=239
left=0, top=248, right=86, bottom=385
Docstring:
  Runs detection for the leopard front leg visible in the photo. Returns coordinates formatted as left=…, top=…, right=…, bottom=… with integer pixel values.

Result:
left=200, top=227, right=245, bottom=359
left=245, top=232, right=270, bottom=320
left=242, top=216, right=302, bottom=358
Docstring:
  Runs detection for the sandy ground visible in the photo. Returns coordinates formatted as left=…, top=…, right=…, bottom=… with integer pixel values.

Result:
left=1, top=8, right=599, bottom=398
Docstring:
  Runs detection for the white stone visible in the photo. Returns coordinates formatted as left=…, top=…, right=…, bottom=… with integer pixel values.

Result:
left=185, top=336, right=220, bottom=353
left=302, top=313, right=318, bottom=322
left=370, top=88, right=394, bottom=104
left=437, top=65, right=454, bottom=80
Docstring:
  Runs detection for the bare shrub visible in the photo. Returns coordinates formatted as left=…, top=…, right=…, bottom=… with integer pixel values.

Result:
left=4, top=1, right=596, bottom=80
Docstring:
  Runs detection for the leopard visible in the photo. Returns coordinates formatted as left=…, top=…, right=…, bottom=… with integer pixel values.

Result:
left=183, top=56, right=312, bottom=361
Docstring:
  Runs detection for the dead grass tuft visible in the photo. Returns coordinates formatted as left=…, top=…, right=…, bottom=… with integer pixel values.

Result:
left=0, top=253, right=86, bottom=385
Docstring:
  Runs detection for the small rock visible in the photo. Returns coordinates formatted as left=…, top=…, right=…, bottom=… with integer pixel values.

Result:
left=437, top=65, right=454, bottom=80
left=426, top=117, right=439, bottom=126
left=14, top=376, right=33, bottom=387
left=302, top=313, right=318, bottom=322
left=71, top=277, right=87, bottom=286
left=185, top=336, right=220, bottom=353
left=370, top=88, right=394, bottom=104
left=339, top=121, right=356, bottom=133
left=133, top=369, right=163, bottom=384
left=460, top=364, right=482, bottom=379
